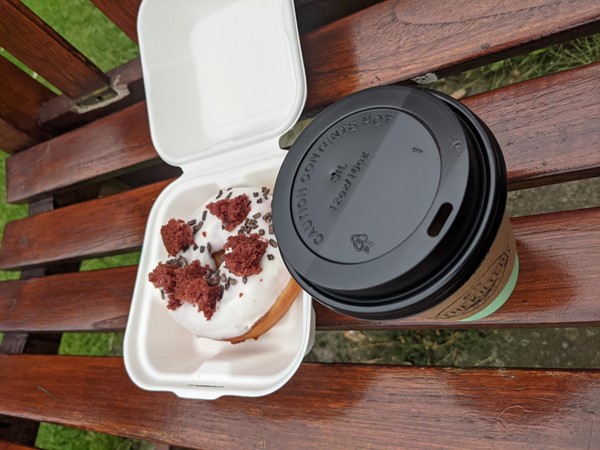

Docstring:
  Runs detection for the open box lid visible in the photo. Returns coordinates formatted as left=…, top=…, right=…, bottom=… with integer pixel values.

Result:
left=138, top=0, right=307, bottom=169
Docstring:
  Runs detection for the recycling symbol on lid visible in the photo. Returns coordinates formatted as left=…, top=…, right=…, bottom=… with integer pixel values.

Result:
left=351, top=234, right=373, bottom=253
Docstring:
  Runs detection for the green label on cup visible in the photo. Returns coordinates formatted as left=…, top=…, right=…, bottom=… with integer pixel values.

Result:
left=460, top=255, right=519, bottom=322
left=420, top=214, right=518, bottom=321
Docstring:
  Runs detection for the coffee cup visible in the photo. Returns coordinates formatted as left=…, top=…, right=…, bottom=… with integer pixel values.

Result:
left=273, top=86, right=518, bottom=321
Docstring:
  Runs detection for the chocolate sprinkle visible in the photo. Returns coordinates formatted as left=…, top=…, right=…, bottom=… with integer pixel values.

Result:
left=253, top=212, right=261, bottom=219
left=268, top=239, right=278, bottom=248
left=206, top=271, right=220, bottom=286
left=229, top=278, right=237, bottom=285
left=267, top=254, right=275, bottom=261
left=207, top=242, right=212, bottom=254
left=193, top=244, right=199, bottom=251
left=263, top=212, right=272, bottom=223
left=199, top=245, right=205, bottom=253
left=258, top=229, right=265, bottom=236
left=242, top=277, right=248, bottom=284
left=216, top=189, right=223, bottom=199
left=187, top=219, right=196, bottom=226
left=257, top=198, right=263, bottom=204
left=253, top=192, right=259, bottom=197
left=176, top=255, right=189, bottom=267
left=202, top=210, right=207, bottom=221
left=268, top=224, right=274, bottom=235
left=226, top=191, right=233, bottom=199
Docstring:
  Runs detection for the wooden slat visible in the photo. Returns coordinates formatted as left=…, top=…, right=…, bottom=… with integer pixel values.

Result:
left=0, top=266, right=135, bottom=332
left=0, top=439, right=35, bottom=450
left=466, top=63, right=600, bottom=190
left=6, top=102, right=157, bottom=203
left=0, top=119, right=35, bottom=153
left=1, top=355, right=600, bottom=448
left=0, top=0, right=109, bottom=99
left=301, top=0, right=600, bottom=110
left=8, top=62, right=600, bottom=203
left=2, top=207, right=600, bottom=332
left=90, top=0, right=141, bottom=43
left=0, top=179, right=172, bottom=270
left=0, top=56, right=54, bottom=140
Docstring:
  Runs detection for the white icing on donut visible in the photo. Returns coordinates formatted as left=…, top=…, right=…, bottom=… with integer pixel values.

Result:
left=165, top=187, right=289, bottom=340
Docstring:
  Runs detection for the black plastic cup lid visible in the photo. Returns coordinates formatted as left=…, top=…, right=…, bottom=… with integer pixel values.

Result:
left=273, top=86, right=506, bottom=319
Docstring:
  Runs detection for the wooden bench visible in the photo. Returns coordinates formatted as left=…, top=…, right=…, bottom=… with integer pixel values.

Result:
left=1, top=0, right=599, bottom=448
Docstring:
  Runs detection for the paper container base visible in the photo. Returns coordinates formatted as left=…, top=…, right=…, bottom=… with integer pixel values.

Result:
left=124, top=153, right=314, bottom=399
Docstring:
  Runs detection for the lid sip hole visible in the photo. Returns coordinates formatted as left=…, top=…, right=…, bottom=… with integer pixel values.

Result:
left=427, top=203, right=453, bottom=237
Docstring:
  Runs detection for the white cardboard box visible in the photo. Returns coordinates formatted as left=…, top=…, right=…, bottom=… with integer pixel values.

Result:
left=124, top=0, right=313, bottom=399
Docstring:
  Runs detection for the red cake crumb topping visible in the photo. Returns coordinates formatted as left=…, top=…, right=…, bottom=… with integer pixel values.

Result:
left=206, top=194, right=251, bottom=231
left=148, top=260, right=222, bottom=320
left=160, top=219, right=195, bottom=257
left=224, top=233, right=268, bottom=277
left=148, top=262, right=180, bottom=309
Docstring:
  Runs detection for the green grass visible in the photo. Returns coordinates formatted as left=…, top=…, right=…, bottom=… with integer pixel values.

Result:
left=36, top=425, right=154, bottom=450
left=80, top=252, right=141, bottom=272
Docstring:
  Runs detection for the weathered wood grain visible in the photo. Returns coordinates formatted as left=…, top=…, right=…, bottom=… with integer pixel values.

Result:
left=301, top=0, right=600, bottom=110
left=7, top=102, right=156, bottom=203
left=0, top=355, right=599, bottom=449
left=0, top=179, right=172, bottom=270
